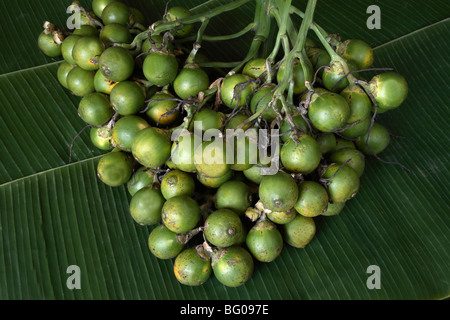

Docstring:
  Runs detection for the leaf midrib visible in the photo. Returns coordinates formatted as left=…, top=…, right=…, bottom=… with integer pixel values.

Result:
left=373, top=17, right=449, bottom=50
left=0, top=156, right=103, bottom=189
left=1, top=17, right=447, bottom=188
left=0, top=60, right=63, bottom=79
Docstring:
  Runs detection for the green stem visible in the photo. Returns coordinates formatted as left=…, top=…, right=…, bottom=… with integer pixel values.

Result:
left=276, top=0, right=316, bottom=93
left=154, top=0, right=253, bottom=35
left=229, top=0, right=272, bottom=74
left=289, top=5, right=327, bottom=39
left=132, top=22, right=147, bottom=32
left=277, top=0, right=292, bottom=40
left=294, top=0, right=316, bottom=91
left=238, top=0, right=316, bottom=128
left=279, top=95, right=297, bottom=129
left=311, top=25, right=340, bottom=62
left=202, top=86, right=219, bottom=97
left=290, top=3, right=358, bottom=86
left=116, top=0, right=253, bottom=52
left=174, top=22, right=256, bottom=43
left=263, top=2, right=290, bottom=83
left=129, top=29, right=141, bottom=35
left=115, top=31, right=148, bottom=51
left=279, top=23, right=295, bottom=103
left=186, top=18, right=210, bottom=65
left=265, top=0, right=293, bottom=84
left=267, top=6, right=284, bottom=63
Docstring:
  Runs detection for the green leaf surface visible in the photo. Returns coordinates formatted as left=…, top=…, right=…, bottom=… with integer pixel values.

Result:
left=0, top=0, right=449, bottom=300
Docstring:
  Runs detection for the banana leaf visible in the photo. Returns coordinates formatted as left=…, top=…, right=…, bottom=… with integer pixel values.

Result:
left=0, top=0, right=448, bottom=300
